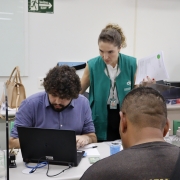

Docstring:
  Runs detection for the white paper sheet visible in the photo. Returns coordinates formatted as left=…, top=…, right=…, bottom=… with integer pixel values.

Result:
left=0, top=103, right=16, bottom=116
left=135, top=51, right=169, bottom=85
left=78, top=144, right=100, bottom=156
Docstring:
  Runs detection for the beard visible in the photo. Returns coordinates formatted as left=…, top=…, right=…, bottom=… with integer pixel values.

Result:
left=49, top=100, right=72, bottom=112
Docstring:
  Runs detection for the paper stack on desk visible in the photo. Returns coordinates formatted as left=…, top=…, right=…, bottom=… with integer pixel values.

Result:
left=79, top=144, right=100, bottom=156
left=0, top=103, right=16, bottom=116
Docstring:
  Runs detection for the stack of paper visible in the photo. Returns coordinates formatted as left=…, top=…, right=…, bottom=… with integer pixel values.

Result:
left=79, top=144, right=100, bottom=157
left=135, top=51, right=169, bottom=85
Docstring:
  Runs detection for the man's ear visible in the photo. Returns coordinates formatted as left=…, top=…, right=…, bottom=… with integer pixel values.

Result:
left=163, top=119, right=170, bottom=137
left=120, top=111, right=127, bottom=134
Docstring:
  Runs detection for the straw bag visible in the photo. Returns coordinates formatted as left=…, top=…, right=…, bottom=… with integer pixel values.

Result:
left=1, top=66, right=26, bottom=109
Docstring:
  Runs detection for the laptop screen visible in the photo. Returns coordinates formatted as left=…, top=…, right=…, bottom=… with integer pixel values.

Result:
left=17, top=127, right=84, bottom=167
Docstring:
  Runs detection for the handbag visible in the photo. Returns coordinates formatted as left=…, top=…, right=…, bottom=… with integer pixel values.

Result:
left=1, top=66, right=26, bottom=110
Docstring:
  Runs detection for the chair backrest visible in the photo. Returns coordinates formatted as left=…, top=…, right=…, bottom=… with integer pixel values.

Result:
left=83, top=92, right=89, bottom=99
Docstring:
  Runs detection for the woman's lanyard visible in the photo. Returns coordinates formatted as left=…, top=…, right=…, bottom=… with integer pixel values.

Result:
left=105, top=64, right=119, bottom=109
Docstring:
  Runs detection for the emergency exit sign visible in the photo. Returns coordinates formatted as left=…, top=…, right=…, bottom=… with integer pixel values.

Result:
left=28, top=0, right=54, bottom=13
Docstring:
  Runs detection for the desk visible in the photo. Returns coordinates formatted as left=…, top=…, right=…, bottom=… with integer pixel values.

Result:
left=167, top=104, right=180, bottom=135
left=9, top=142, right=110, bottom=180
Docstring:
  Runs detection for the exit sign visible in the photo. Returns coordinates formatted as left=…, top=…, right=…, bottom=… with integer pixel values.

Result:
left=28, top=0, right=54, bottom=13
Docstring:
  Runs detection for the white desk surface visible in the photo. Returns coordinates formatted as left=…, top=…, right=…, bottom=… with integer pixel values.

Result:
left=9, top=142, right=111, bottom=180
left=167, top=104, right=180, bottom=110
left=0, top=110, right=16, bottom=117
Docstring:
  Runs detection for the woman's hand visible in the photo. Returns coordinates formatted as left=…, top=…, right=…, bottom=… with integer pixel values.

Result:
left=140, top=76, right=156, bottom=87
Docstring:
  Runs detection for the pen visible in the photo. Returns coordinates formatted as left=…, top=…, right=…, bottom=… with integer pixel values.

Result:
left=84, top=146, right=98, bottom=149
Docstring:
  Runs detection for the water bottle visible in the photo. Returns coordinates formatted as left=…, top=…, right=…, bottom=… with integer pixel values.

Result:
left=172, top=127, right=180, bottom=147
left=0, top=146, right=5, bottom=179
left=110, top=142, right=121, bottom=155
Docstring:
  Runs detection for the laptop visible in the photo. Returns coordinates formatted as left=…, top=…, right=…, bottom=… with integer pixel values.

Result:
left=17, top=127, right=85, bottom=167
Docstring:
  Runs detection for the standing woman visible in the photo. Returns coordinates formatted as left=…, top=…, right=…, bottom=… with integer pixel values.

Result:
left=80, top=23, right=137, bottom=141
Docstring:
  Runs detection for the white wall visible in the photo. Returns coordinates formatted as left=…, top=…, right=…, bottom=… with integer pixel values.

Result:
left=135, top=0, right=180, bottom=81
left=0, top=0, right=180, bottom=97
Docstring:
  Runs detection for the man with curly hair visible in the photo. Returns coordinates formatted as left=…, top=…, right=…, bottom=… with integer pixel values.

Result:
left=9, top=65, right=97, bottom=149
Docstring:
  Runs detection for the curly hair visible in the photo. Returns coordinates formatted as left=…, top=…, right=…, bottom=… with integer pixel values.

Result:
left=98, top=23, right=127, bottom=48
left=121, top=87, right=167, bottom=130
left=43, top=65, right=81, bottom=99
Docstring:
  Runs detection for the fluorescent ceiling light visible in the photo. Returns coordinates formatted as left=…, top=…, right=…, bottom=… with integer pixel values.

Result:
left=0, top=18, right=12, bottom=20
left=0, top=12, right=13, bottom=15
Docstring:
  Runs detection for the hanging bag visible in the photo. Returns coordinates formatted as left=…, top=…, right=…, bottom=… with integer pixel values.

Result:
left=1, top=66, right=26, bottom=110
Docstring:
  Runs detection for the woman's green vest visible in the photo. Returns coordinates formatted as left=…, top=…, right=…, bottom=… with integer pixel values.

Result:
left=88, top=53, right=137, bottom=140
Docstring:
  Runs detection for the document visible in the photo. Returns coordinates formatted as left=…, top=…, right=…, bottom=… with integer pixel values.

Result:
left=0, top=103, right=16, bottom=116
left=135, top=51, right=169, bottom=85
left=79, top=144, right=100, bottom=156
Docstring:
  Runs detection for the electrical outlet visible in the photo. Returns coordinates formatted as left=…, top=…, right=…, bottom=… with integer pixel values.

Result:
left=38, top=77, right=44, bottom=89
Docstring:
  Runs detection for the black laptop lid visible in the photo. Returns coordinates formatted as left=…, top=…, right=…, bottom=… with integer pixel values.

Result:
left=17, top=127, right=82, bottom=166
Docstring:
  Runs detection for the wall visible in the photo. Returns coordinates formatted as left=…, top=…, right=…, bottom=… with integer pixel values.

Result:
left=0, top=0, right=180, bottom=97
left=135, top=0, right=180, bottom=81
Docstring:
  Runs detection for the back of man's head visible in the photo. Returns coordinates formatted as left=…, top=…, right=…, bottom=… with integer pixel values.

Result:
left=121, top=87, right=167, bottom=129
left=120, top=87, right=168, bottom=148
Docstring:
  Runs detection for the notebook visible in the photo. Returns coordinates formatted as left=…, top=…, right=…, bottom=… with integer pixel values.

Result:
left=17, top=127, right=85, bottom=167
